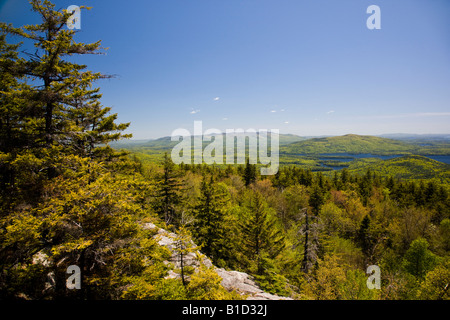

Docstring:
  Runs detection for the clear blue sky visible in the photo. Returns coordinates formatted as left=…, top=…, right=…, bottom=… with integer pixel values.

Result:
left=1, top=0, right=450, bottom=139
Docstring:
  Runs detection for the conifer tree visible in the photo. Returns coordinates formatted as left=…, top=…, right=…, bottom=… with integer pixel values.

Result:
left=309, top=183, right=325, bottom=216
left=1, top=0, right=130, bottom=161
left=340, top=168, right=349, bottom=186
left=0, top=33, right=25, bottom=207
left=192, top=176, right=229, bottom=264
left=239, top=191, right=285, bottom=275
left=0, top=1, right=139, bottom=300
left=356, top=215, right=374, bottom=259
left=153, top=153, right=181, bottom=225
left=243, top=157, right=257, bottom=186
left=359, top=168, right=373, bottom=206
left=0, top=33, right=25, bottom=154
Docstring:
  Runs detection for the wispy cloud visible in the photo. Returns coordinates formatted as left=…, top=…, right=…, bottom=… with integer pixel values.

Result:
left=213, top=97, right=220, bottom=101
left=284, top=121, right=289, bottom=124
left=222, top=117, right=228, bottom=120
left=190, top=109, right=200, bottom=114
left=270, top=110, right=277, bottom=113
left=327, top=110, right=335, bottom=114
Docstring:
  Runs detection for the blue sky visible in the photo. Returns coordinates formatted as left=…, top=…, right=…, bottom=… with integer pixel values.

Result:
left=1, top=0, right=450, bottom=139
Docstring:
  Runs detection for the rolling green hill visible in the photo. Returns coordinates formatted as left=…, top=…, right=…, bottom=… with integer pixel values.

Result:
left=280, top=134, right=415, bottom=155
left=347, top=155, right=450, bottom=183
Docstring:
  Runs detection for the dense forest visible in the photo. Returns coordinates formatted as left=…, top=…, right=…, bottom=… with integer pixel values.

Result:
left=1, top=1, right=449, bottom=300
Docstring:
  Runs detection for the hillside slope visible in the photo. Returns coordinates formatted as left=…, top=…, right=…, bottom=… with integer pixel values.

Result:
left=281, top=134, right=415, bottom=155
left=348, top=155, right=450, bottom=182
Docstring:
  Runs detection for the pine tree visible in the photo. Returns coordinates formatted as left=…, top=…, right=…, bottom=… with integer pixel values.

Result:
left=239, top=191, right=285, bottom=275
left=153, top=153, right=181, bottom=225
left=243, top=157, right=257, bottom=186
left=358, top=168, right=373, bottom=206
left=192, top=176, right=229, bottom=263
left=309, top=183, right=325, bottom=216
left=356, top=215, right=374, bottom=260
left=340, top=168, right=349, bottom=186
left=0, top=33, right=25, bottom=155
left=1, top=0, right=130, bottom=161
left=0, top=1, right=140, bottom=299
left=0, top=33, right=26, bottom=208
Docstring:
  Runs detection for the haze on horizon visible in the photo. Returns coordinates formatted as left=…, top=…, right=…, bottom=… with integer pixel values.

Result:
left=1, top=0, right=449, bottom=140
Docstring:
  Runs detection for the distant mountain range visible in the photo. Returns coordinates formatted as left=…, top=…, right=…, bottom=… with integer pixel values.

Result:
left=280, top=134, right=415, bottom=155
left=378, top=133, right=450, bottom=141
left=111, top=133, right=450, bottom=156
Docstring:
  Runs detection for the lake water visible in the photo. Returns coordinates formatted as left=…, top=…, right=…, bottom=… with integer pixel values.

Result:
left=313, top=153, right=450, bottom=170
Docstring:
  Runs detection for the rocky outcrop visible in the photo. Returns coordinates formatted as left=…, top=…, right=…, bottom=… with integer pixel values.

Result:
left=142, top=222, right=293, bottom=300
left=215, top=268, right=292, bottom=300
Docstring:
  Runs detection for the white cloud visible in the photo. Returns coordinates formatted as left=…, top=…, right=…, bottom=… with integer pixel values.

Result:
left=270, top=110, right=277, bottom=113
left=190, top=109, right=200, bottom=114
left=327, top=110, right=335, bottom=114
left=284, top=121, right=289, bottom=124
left=222, top=117, right=228, bottom=120
left=213, top=97, right=220, bottom=101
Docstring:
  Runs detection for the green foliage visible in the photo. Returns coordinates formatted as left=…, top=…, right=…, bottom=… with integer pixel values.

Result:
left=403, top=238, right=439, bottom=279
left=309, top=183, right=326, bottom=216
left=152, top=153, right=182, bottom=225
left=348, top=155, right=450, bottom=184
left=418, top=258, right=450, bottom=300
left=186, top=265, right=239, bottom=300
left=243, top=158, right=257, bottom=186
left=238, top=191, right=285, bottom=274
left=192, top=176, right=230, bottom=264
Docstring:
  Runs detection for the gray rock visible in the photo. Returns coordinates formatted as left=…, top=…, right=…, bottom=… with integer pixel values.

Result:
left=141, top=222, right=293, bottom=300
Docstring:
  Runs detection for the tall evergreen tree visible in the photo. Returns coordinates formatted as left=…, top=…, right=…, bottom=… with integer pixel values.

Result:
left=153, top=153, right=181, bottom=225
left=0, top=1, right=138, bottom=299
left=358, top=168, right=373, bottom=206
left=239, top=191, right=285, bottom=275
left=356, top=215, right=375, bottom=260
left=309, top=183, right=325, bottom=216
left=0, top=33, right=25, bottom=154
left=192, top=176, right=229, bottom=264
left=1, top=0, right=130, bottom=160
left=0, top=33, right=26, bottom=207
left=243, top=157, right=257, bottom=186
